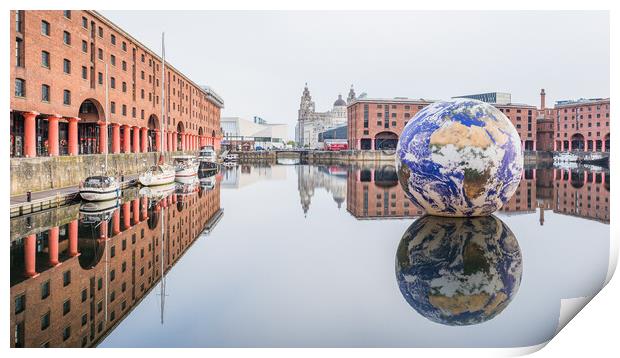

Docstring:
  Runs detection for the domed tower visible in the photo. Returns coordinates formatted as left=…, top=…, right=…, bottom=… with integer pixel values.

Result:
left=331, top=94, right=348, bottom=126
left=347, top=84, right=356, bottom=104
left=333, top=94, right=347, bottom=107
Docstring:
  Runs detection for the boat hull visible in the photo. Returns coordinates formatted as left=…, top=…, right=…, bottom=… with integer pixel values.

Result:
left=79, top=186, right=120, bottom=202
left=139, top=170, right=176, bottom=187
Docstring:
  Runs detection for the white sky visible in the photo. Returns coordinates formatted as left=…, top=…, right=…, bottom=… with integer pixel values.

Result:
left=102, top=11, right=610, bottom=139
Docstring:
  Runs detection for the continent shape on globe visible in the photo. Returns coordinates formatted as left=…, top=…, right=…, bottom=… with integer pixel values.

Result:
left=395, top=215, right=523, bottom=326
left=396, top=98, right=523, bottom=217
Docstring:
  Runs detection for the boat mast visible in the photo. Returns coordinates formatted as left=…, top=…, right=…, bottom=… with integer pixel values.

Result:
left=161, top=32, right=166, bottom=159
left=105, top=63, right=109, bottom=174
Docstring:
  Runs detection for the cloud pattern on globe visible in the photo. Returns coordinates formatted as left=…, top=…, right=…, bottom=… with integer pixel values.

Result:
left=396, top=99, right=523, bottom=217
left=395, top=215, right=523, bottom=326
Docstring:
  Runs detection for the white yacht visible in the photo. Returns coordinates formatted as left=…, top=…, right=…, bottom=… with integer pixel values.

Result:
left=224, top=153, right=239, bottom=162
left=198, top=145, right=217, bottom=163
left=139, top=161, right=176, bottom=186
left=79, top=175, right=121, bottom=202
left=174, top=155, right=199, bottom=180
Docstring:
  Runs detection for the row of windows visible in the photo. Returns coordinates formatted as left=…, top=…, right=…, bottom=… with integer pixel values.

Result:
left=15, top=78, right=72, bottom=104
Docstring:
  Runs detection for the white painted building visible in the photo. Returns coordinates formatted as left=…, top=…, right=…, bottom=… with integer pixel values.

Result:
left=221, top=116, right=288, bottom=150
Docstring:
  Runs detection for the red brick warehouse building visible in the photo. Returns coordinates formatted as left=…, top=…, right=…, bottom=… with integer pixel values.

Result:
left=10, top=10, right=224, bottom=159
left=553, top=98, right=610, bottom=152
left=347, top=98, right=432, bottom=150
left=347, top=93, right=538, bottom=151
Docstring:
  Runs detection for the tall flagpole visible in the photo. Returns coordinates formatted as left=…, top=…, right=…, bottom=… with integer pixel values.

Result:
left=161, top=33, right=166, bottom=160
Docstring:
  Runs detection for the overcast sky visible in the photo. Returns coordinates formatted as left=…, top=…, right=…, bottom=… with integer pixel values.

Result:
left=102, top=11, right=609, bottom=139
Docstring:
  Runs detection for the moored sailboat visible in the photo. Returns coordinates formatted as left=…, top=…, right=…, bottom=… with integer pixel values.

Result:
left=139, top=32, right=176, bottom=187
left=80, top=63, right=121, bottom=202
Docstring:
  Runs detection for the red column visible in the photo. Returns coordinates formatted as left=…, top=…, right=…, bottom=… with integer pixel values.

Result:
left=172, top=132, right=177, bottom=152
left=47, top=115, right=61, bottom=156
left=141, top=127, right=148, bottom=152
left=167, top=196, right=172, bottom=206
left=24, top=234, right=38, bottom=277
left=48, top=226, right=60, bottom=266
left=122, top=202, right=131, bottom=229
left=68, top=117, right=80, bottom=155
left=553, top=140, right=557, bottom=151
left=123, top=125, right=131, bottom=153
left=99, top=220, right=108, bottom=240
left=172, top=194, right=177, bottom=203
left=111, top=123, right=121, bottom=154
left=602, top=139, right=606, bottom=152
left=98, top=121, right=108, bottom=154
left=132, top=126, right=140, bottom=153
left=181, top=133, right=186, bottom=151
left=141, top=196, right=148, bottom=220
left=112, top=209, right=121, bottom=235
left=69, top=220, right=78, bottom=257
left=23, top=111, right=39, bottom=158
left=132, top=198, right=140, bottom=224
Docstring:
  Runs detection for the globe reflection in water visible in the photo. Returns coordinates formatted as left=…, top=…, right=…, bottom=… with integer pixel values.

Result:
left=395, top=215, right=522, bottom=326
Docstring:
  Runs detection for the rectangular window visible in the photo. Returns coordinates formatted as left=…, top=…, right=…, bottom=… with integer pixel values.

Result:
left=122, top=60, right=127, bottom=71
left=15, top=38, right=24, bottom=67
left=98, top=72, right=103, bottom=85
left=63, top=90, right=71, bottom=105
left=82, top=66, right=87, bottom=80
left=122, top=104, right=127, bottom=116
left=98, top=48, right=103, bottom=60
left=63, top=31, right=71, bottom=45
left=122, top=41, right=127, bottom=51
left=110, top=269, right=116, bottom=281
left=82, top=40, right=88, bottom=53
left=15, top=78, right=25, bottom=97
left=41, top=312, right=50, bottom=330
left=41, top=280, right=50, bottom=300
left=82, top=16, right=88, bottom=28
left=111, top=34, right=116, bottom=45
left=111, top=54, right=116, bottom=66
left=98, top=26, right=103, bottom=38
left=63, top=299, right=71, bottom=315
left=41, top=51, right=50, bottom=68
left=82, top=314, right=87, bottom=326
left=41, top=20, right=50, bottom=36
left=63, top=59, right=71, bottom=74
left=98, top=278, right=103, bottom=290
left=111, top=101, right=116, bottom=113
left=63, top=326, right=71, bottom=341
left=81, top=288, right=87, bottom=302
left=122, top=82, right=127, bottom=92
left=110, top=77, right=116, bottom=89
left=41, top=84, right=50, bottom=102
left=64, top=10, right=71, bottom=18
left=15, top=294, right=25, bottom=314
left=15, top=10, right=24, bottom=33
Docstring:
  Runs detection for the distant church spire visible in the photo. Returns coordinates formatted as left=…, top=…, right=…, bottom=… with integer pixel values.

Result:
left=347, top=84, right=357, bottom=104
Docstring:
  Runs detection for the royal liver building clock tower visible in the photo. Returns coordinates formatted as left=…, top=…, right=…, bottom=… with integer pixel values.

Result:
left=296, top=83, right=316, bottom=147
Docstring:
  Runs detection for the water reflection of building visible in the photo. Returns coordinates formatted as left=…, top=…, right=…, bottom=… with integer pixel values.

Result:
left=499, top=169, right=537, bottom=215
left=296, top=166, right=347, bottom=215
left=548, top=169, right=610, bottom=223
left=10, top=185, right=222, bottom=348
left=220, top=164, right=287, bottom=189
left=346, top=165, right=424, bottom=219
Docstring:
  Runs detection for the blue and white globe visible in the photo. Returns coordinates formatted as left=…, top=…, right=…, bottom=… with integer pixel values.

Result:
left=397, top=99, right=523, bottom=217
left=396, top=215, right=522, bottom=326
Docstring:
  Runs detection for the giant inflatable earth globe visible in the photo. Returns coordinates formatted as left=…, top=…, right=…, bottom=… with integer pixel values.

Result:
left=395, top=215, right=522, bottom=326
left=396, top=99, right=523, bottom=217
